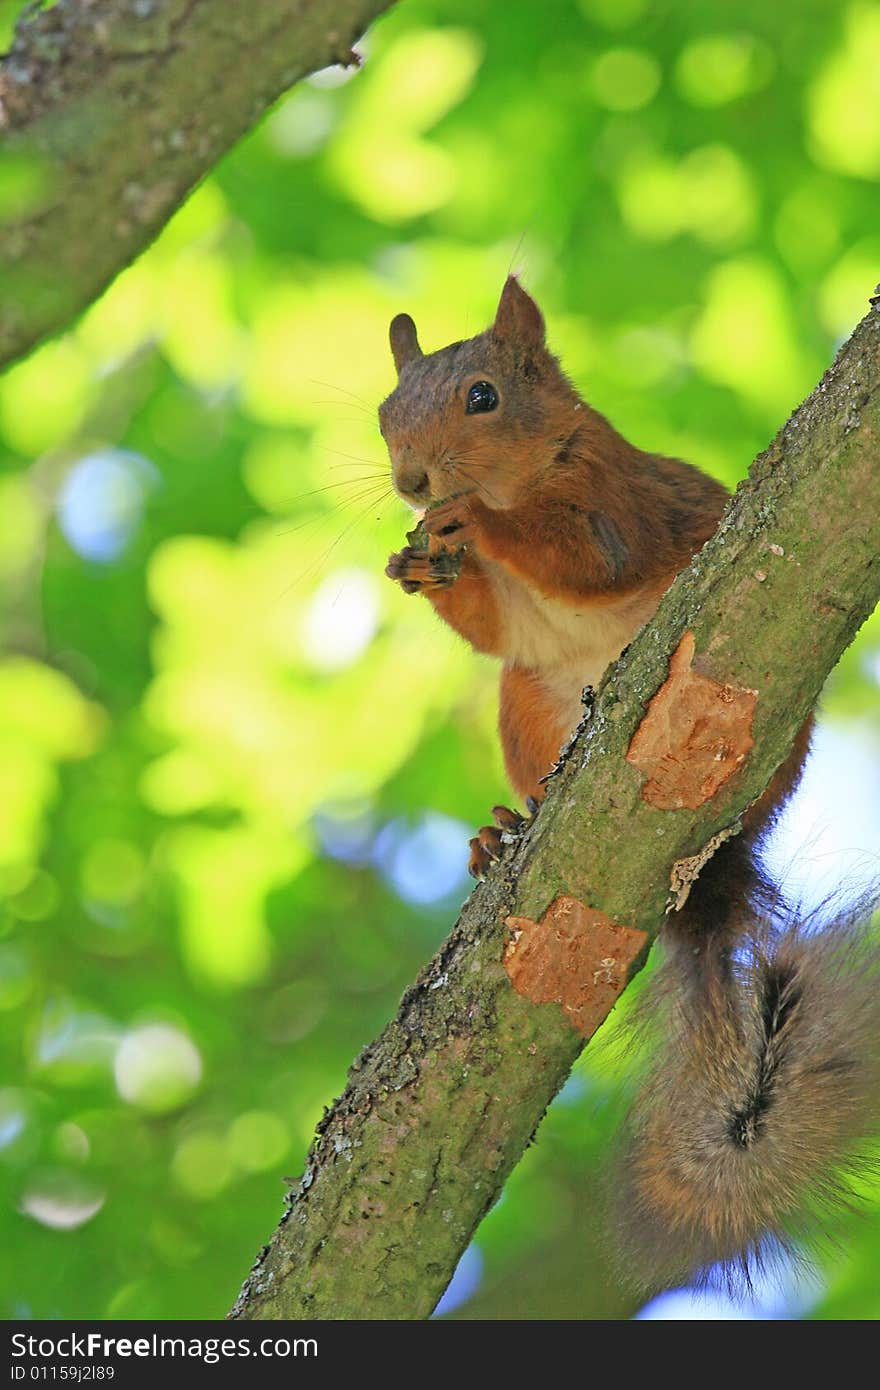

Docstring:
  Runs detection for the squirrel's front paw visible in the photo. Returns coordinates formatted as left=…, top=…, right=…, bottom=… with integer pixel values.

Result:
left=422, top=494, right=483, bottom=548
left=385, top=546, right=459, bottom=593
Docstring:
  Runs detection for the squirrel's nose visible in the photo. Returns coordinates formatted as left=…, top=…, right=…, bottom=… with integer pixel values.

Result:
left=395, top=467, right=431, bottom=505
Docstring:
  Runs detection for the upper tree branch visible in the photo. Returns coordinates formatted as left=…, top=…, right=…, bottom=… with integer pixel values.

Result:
left=230, top=299, right=880, bottom=1320
left=0, top=0, right=395, bottom=370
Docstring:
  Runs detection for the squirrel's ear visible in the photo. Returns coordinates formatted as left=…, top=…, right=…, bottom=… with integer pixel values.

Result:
left=389, top=313, right=423, bottom=374
left=492, top=276, right=545, bottom=350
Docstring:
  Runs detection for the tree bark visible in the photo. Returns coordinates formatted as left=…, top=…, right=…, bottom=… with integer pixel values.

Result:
left=0, top=0, right=395, bottom=370
left=230, top=299, right=880, bottom=1320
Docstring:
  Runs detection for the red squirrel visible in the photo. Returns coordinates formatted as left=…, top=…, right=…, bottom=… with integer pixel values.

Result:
left=379, top=276, right=880, bottom=1292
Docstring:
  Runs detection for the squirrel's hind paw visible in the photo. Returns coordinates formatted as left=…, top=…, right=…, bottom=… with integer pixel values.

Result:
left=467, top=804, right=532, bottom=878
left=468, top=826, right=504, bottom=879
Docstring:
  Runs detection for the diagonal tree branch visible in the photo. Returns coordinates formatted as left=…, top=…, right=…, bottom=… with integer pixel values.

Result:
left=0, top=0, right=395, bottom=371
left=230, top=298, right=880, bottom=1321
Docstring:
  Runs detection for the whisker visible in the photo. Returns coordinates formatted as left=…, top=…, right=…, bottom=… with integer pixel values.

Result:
left=311, top=401, right=377, bottom=419
left=311, top=412, right=380, bottom=432
left=321, top=471, right=391, bottom=488
left=257, top=476, right=392, bottom=514
left=280, top=487, right=398, bottom=592
left=308, top=383, right=380, bottom=424
left=307, top=378, right=378, bottom=413
left=269, top=481, right=393, bottom=540
left=449, top=451, right=521, bottom=482
left=322, top=448, right=389, bottom=469
left=455, top=465, right=507, bottom=510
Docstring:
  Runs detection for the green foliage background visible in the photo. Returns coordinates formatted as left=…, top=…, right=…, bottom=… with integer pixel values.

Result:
left=1, top=0, right=879, bottom=1320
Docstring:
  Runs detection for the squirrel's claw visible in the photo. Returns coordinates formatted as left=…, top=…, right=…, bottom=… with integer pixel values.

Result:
left=468, top=827, right=504, bottom=879
left=385, top=546, right=457, bottom=593
left=491, top=804, right=527, bottom=832
left=468, top=803, right=539, bottom=878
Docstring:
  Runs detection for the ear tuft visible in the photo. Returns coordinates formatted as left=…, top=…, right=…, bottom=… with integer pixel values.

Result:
left=389, top=313, right=423, bottom=374
left=492, top=276, right=545, bottom=350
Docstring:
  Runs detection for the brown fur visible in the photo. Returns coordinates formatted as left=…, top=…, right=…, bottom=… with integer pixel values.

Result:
left=499, top=665, right=569, bottom=800
left=381, top=277, right=728, bottom=802
left=616, top=900, right=880, bottom=1291
left=380, top=277, right=878, bottom=1292
left=426, top=550, right=504, bottom=656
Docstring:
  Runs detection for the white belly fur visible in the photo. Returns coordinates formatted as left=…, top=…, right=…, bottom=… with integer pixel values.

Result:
left=486, top=561, right=663, bottom=736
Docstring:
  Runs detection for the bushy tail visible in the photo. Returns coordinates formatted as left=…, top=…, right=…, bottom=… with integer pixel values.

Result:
left=613, top=837, right=880, bottom=1293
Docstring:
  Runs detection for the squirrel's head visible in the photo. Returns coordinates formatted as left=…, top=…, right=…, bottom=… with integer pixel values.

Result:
left=379, top=277, right=579, bottom=510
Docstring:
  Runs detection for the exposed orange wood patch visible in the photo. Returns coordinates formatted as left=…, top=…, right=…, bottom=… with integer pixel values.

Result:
left=625, top=630, right=757, bottom=811
left=504, top=894, right=647, bottom=1037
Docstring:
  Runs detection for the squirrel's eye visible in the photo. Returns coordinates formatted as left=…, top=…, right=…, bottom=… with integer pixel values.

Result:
left=466, top=381, right=499, bottom=414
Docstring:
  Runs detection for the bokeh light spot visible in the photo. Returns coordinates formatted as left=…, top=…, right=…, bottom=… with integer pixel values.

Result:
left=616, top=153, right=683, bottom=242
left=329, top=28, right=483, bottom=221
left=679, top=145, right=756, bottom=246
left=818, top=239, right=880, bottom=338
left=165, top=826, right=301, bottom=986
left=675, top=33, right=774, bottom=108
left=241, top=435, right=307, bottom=514
left=690, top=257, right=814, bottom=417
left=20, top=1169, right=105, bottom=1231
left=34, top=1000, right=119, bottom=1077
left=313, top=800, right=376, bottom=866
left=114, top=1023, right=202, bottom=1114
left=301, top=568, right=380, bottom=672
left=58, top=449, right=157, bottom=563
left=373, top=812, right=471, bottom=905
left=227, top=1111, right=290, bottom=1173
left=171, top=1132, right=233, bottom=1200
left=775, top=183, right=841, bottom=273
left=80, top=839, right=146, bottom=909
left=266, top=88, right=336, bottom=158
left=591, top=48, right=660, bottom=112
left=0, top=338, right=92, bottom=456
left=808, top=4, right=880, bottom=179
